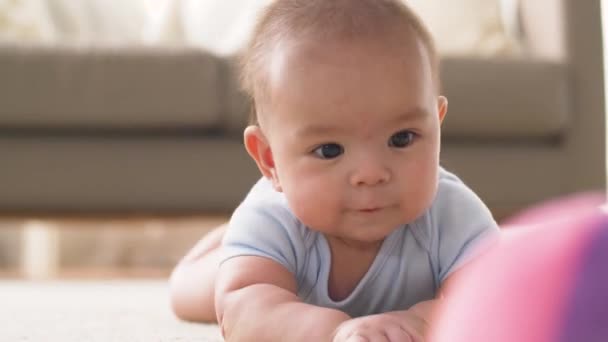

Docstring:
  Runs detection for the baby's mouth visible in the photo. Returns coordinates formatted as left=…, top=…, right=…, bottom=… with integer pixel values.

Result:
left=352, top=203, right=398, bottom=214
left=359, top=208, right=381, bottom=213
left=353, top=206, right=387, bottom=214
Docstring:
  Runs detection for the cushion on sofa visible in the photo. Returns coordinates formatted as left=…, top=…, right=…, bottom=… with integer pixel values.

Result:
left=0, top=44, right=224, bottom=131
left=441, top=58, right=569, bottom=140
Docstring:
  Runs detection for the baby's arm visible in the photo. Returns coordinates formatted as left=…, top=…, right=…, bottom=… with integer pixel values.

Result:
left=215, top=255, right=350, bottom=341
left=169, top=224, right=227, bottom=322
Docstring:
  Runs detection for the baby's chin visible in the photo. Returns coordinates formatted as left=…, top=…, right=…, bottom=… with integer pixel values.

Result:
left=305, top=215, right=407, bottom=243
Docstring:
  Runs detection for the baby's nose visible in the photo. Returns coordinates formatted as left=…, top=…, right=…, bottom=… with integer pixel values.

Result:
left=349, top=161, right=391, bottom=187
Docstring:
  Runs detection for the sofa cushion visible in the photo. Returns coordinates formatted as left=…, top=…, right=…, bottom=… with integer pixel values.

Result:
left=441, top=58, right=569, bottom=140
left=0, top=44, right=223, bottom=131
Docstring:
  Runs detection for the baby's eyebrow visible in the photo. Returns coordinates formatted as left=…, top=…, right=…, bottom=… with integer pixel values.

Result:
left=296, top=124, right=343, bottom=138
left=296, top=107, right=430, bottom=138
left=391, top=107, right=430, bottom=124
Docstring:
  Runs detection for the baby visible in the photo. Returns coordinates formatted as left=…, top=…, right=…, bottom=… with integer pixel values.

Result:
left=170, top=0, right=500, bottom=340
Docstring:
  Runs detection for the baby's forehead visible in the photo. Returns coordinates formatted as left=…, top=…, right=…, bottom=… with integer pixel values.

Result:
left=284, top=24, right=424, bottom=55
left=259, top=42, right=435, bottom=131
left=254, top=33, right=437, bottom=128
left=263, top=35, right=434, bottom=96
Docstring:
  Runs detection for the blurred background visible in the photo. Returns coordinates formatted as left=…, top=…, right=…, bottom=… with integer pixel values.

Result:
left=0, top=0, right=605, bottom=280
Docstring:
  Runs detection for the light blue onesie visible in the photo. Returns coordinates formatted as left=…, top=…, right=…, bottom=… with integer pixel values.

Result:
left=221, top=168, right=500, bottom=317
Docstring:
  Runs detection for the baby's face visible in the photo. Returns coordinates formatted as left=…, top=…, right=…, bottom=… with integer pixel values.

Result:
left=262, top=37, right=446, bottom=245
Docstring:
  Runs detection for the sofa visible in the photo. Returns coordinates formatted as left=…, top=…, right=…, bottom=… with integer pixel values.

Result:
left=0, top=0, right=604, bottom=217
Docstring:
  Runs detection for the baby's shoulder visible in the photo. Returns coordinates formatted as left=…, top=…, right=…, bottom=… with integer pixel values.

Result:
left=231, top=177, right=314, bottom=245
left=236, top=178, right=292, bottom=216
left=410, top=168, right=495, bottom=242
left=433, top=167, right=485, bottom=209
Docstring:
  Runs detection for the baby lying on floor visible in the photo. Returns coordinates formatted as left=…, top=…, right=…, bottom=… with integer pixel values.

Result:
left=170, top=1, right=499, bottom=340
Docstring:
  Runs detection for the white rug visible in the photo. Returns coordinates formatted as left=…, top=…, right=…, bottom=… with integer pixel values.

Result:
left=0, top=280, right=223, bottom=341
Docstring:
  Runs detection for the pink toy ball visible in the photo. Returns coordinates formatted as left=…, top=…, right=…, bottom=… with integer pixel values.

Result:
left=430, top=193, right=608, bottom=342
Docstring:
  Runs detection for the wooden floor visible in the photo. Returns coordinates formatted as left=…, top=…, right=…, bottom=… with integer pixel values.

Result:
left=0, top=215, right=229, bottom=280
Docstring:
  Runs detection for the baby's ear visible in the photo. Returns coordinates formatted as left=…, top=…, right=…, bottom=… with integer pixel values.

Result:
left=243, top=126, right=282, bottom=191
left=437, top=96, right=448, bottom=124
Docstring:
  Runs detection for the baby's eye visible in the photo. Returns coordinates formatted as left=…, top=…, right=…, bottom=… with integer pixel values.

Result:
left=313, top=143, right=344, bottom=159
left=389, top=130, right=416, bottom=148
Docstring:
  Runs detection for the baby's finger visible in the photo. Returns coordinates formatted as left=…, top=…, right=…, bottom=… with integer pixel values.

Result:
left=351, top=331, right=391, bottom=342
left=346, top=336, right=369, bottom=342
left=397, top=315, right=427, bottom=342
left=383, top=324, right=413, bottom=342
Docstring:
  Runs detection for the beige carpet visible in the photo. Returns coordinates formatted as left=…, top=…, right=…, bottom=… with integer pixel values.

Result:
left=0, top=280, right=223, bottom=341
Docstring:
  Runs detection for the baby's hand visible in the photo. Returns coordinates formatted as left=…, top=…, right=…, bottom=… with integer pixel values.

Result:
left=332, top=311, right=427, bottom=342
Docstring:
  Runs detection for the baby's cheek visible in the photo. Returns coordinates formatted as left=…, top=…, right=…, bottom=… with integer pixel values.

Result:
left=416, top=171, right=438, bottom=202
left=287, top=183, right=338, bottom=229
left=400, top=168, right=438, bottom=218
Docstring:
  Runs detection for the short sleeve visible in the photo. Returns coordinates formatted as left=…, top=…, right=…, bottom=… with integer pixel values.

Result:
left=220, top=180, right=304, bottom=276
left=429, top=172, right=500, bottom=284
